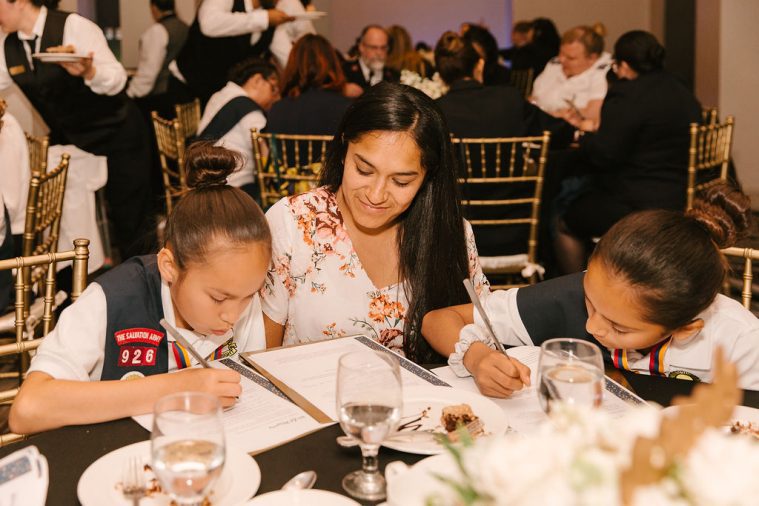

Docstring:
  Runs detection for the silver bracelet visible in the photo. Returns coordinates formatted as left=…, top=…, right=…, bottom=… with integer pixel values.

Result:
left=447, top=324, right=496, bottom=378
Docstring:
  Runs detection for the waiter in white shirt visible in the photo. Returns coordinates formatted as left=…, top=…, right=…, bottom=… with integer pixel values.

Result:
left=0, top=0, right=155, bottom=258
left=126, top=0, right=188, bottom=118
left=530, top=25, right=610, bottom=128
left=172, top=0, right=293, bottom=104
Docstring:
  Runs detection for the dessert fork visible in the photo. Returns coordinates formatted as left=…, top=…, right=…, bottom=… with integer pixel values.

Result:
left=121, top=456, right=146, bottom=506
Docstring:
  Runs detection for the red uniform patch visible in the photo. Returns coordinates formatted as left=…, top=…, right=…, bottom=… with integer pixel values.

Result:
left=118, top=346, right=158, bottom=367
left=114, top=328, right=164, bottom=346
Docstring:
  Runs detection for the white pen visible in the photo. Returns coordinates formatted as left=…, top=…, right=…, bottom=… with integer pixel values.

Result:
left=159, top=318, right=212, bottom=368
left=462, top=279, right=510, bottom=358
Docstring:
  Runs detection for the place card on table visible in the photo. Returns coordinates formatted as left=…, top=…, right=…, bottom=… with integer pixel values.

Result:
left=241, top=335, right=451, bottom=421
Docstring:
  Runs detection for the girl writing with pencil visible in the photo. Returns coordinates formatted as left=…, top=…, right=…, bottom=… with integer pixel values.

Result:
left=10, top=142, right=272, bottom=433
left=423, top=184, right=759, bottom=397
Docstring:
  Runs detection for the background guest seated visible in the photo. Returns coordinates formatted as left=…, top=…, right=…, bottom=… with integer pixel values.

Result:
left=267, top=34, right=352, bottom=136
left=555, top=30, right=702, bottom=273
left=531, top=24, right=610, bottom=126
left=197, top=58, right=280, bottom=200
left=342, top=25, right=399, bottom=97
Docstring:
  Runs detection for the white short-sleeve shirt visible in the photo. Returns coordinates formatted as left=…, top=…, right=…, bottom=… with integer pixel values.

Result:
left=28, top=273, right=266, bottom=381
left=531, top=52, right=612, bottom=114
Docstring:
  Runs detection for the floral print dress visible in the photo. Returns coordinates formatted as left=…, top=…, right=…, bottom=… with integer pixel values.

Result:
left=261, top=187, right=489, bottom=355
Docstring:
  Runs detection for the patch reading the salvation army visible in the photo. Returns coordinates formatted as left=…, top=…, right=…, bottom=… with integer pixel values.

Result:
left=668, top=370, right=702, bottom=382
left=114, top=328, right=164, bottom=346
left=115, top=328, right=164, bottom=367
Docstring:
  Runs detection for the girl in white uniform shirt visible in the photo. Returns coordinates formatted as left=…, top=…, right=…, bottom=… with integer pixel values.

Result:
left=9, top=144, right=272, bottom=434
left=423, top=184, right=759, bottom=396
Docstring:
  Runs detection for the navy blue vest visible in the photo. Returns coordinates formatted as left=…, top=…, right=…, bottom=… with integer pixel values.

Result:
left=97, top=256, right=169, bottom=380
left=198, top=95, right=262, bottom=140
left=3, top=10, right=130, bottom=148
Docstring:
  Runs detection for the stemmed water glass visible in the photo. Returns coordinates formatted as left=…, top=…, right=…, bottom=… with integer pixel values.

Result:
left=538, top=338, right=604, bottom=414
left=151, top=392, right=226, bottom=506
left=336, top=350, right=403, bottom=501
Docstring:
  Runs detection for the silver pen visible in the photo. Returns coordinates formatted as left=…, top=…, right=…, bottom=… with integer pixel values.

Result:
left=462, top=279, right=509, bottom=357
left=159, top=318, right=212, bottom=368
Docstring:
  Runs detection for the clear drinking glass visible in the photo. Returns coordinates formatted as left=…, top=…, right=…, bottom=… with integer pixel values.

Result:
left=151, top=392, right=225, bottom=506
left=538, top=338, right=604, bottom=414
left=337, top=350, right=403, bottom=501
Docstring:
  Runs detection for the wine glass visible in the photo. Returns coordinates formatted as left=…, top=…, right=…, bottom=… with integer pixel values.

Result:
left=151, top=392, right=225, bottom=506
left=538, top=338, right=604, bottom=414
left=337, top=350, right=403, bottom=501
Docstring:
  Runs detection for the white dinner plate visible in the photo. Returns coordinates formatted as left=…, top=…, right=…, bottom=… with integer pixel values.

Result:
left=33, top=52, right=90, bottom=62
left=386, top=453, right=460, bottom=506
left=77, top=440, right=260, bottom=506
left=383, top=386, right=509, bottom=455
left=245, top=489, right=359, bottom=505
left=291, top=11, right=326, bottom=20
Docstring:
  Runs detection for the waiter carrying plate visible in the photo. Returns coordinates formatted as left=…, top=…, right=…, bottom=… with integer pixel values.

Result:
left=0, top=0, right=155, bottom=258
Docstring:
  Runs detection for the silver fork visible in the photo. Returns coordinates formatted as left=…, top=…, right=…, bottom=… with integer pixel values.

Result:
left=121, top=456, right=146, bottom=506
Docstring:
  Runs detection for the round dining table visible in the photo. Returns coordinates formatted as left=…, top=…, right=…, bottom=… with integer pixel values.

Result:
left=1, top=370, right=757, bottom=505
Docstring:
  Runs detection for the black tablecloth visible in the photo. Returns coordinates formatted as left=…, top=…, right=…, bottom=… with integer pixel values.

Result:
left=1, top=371, right=757, bottom=505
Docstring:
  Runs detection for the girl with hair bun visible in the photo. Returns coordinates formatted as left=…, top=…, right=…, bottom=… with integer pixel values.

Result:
left=423, top=184, right=759, bottom=397
left=10, top=143, right=272, bottom=434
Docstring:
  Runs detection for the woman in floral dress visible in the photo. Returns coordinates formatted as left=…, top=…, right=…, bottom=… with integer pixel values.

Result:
left=262, top=82, right=488, bottom=363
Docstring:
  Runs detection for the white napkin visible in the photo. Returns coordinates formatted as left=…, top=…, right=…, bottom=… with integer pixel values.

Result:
left=0, top=445, right=48, bottom=506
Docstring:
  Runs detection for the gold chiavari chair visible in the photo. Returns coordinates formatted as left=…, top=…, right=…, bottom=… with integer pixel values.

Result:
left=0, top=239, right=90, bottom=447
left=151, top=112, right=188, bottom=214
left=174, top=98, right=201, bottom=140
left=509, top=68, right=534, bottom=98
left=20, top=154, right=70, bottom=317
left=25, top=133, right=49, bottom=174
left=701, top=107, right=718, bottom=126
left=453, top=132, right=551, bottom=290
left=721, top=247, right=759, bottom=310
left=686, top=115, right=734, bottom=210
left=251, top=129, right=332, bottom=209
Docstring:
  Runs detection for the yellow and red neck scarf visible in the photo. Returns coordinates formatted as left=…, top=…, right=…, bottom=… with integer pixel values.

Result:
left=611, top=337, right=672, bottom=376
left=170, top=336, right=235, bottom=369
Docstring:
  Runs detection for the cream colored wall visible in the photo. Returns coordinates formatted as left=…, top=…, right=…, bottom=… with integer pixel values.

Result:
left=512, top=0, right=658, bottom=51
left=694, top=0, right=719, bottom=109
left=717, top=0, right=759, bottom=202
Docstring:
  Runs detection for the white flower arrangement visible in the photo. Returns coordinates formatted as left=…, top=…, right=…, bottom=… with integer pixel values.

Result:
left=400, top=69, right=449, bottom=99
left=432, top=404, right=759, bottom=506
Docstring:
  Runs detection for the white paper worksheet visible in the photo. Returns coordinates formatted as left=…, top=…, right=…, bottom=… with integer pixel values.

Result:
left=432, top=346, right=645, bottom=433
left=132, top=359, right=329, bottom=454
left=241, top=335, right=450, bottom=420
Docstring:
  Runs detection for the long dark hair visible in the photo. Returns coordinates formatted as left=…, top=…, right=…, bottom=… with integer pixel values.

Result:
left=319, top=82, right=470, bottom=362
left=592, top=184, right=752, bottom=330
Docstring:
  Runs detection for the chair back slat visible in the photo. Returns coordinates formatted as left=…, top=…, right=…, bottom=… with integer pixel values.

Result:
left=686, top=116, right=734, bottom=209
left=25, top=133, right=49, bottom=174
left=453, top=133, right=551, bottom=289
left=721, top=247, right=759, bottom=310
left=151, top=112, right=188, bottom=213
left=509, top=68, right=534, bottom=98
left=251, top=129, right=333, bottom=209
left=174, top=98, right=201, bottom=139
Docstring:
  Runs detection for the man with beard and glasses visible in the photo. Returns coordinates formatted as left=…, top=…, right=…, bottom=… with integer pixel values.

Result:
left=342, top=25, right=399, bottom=98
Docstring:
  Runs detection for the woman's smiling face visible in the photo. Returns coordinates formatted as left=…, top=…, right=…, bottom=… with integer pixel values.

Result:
left=338, top=130, right=425, bottom=232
